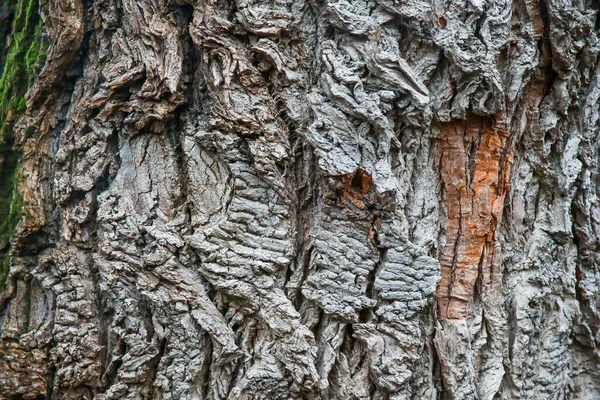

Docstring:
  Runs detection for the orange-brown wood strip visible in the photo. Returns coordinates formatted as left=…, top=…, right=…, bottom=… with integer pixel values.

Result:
left=436, top=112, right=512, bottom=320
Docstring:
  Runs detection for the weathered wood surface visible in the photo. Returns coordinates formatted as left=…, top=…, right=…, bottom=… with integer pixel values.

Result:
left=1, top=0, right=600, bottom=399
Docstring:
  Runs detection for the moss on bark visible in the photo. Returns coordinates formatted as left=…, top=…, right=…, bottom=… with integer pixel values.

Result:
left=0, top=0, right=46, bottom=288
left=0, top=0, right=47, bottom=132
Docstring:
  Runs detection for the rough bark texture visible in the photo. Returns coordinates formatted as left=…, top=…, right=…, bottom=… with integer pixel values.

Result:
left=1, top=0, right=600, bottom=399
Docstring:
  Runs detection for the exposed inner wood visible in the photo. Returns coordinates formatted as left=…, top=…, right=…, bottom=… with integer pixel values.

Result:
left=436, top=112, right=512, bottom=320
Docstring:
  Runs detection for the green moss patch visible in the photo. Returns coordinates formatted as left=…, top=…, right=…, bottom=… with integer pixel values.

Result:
left=0, top=0, right=47, bottom=289
left=0, top=0, right=47, bottom=134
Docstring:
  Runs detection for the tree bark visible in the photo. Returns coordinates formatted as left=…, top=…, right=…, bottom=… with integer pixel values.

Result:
left=1, top=0, right=600, bottom=399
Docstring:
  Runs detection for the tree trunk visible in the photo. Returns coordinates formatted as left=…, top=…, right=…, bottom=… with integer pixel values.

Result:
left=1, top=0, right=600, bottom=399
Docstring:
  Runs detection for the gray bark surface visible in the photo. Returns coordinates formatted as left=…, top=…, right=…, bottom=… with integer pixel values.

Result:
left=1, top=0, right=600, bottom=399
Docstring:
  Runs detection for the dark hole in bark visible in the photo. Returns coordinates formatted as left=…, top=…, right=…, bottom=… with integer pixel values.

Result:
left=350, top=168, right=373, bottom=195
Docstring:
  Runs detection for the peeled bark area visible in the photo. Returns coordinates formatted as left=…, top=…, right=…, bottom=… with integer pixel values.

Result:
left=436, top=112, right=512, bottom=320
left=2, top=0, right=600, bottom=399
